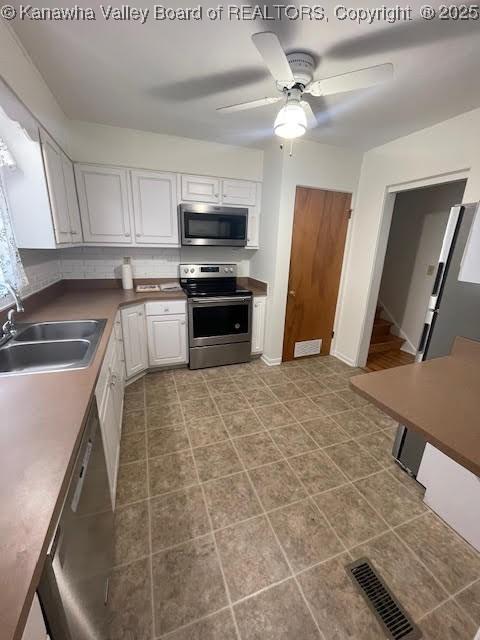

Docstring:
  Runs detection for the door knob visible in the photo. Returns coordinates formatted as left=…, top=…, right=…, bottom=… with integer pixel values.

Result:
left=289, top=290, right=296, bottom=297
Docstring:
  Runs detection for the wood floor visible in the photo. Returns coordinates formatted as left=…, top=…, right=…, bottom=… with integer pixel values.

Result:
left=366, top=349, right=415, bottom=371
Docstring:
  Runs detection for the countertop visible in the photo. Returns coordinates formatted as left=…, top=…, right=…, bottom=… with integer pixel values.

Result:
left=0, top=281, right=266, bottom=640
left=351, top=337, right=480, bottom=477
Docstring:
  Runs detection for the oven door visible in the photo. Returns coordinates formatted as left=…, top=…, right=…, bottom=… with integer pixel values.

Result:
left=180, top=204, right=248, bottom=246
left=188, top=296, right=252, bottom=346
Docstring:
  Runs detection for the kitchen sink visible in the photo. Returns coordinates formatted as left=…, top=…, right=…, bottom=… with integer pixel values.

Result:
left=0, top=319, right=106, bottom=375
left=14, top=320, right=101, bottom=342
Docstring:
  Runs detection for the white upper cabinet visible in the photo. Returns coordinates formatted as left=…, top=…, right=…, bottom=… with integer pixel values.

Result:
left=222, top=179, right=257, bottom=206
left=62, top=156, right=82, bottom=242
left=131, top=170, right=178, bottom=245
left=75, top=164, right=132, bottom=244
left=40, top=130, right=72, bottom=244
left=181, top=174, right=220, bottom=203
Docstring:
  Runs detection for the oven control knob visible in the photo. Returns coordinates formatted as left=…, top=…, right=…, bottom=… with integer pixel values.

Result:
left=183, top=268, right=189, bottom=274
left=190, top=268, right=195, bottom=273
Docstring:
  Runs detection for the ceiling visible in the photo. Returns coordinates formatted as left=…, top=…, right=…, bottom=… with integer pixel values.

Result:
left=9, top=1, right=480, bottom=150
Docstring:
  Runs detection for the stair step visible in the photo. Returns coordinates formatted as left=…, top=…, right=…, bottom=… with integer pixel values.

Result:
left=369, top=335, right=405, bottom=354
left=372, top=318, right=393, bottom=337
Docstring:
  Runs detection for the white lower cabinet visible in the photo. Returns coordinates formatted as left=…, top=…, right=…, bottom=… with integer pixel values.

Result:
left=22, top=594, right=48, bottom=640
left=251, top=296, right=266, bottom=354
left=121, top=304, right=148, bottom=378
left=146, top=300, right=188, bottom=367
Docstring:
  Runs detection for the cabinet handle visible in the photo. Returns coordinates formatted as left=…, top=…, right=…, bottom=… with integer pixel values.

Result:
left=125, top=232, right=131, bottom=237
left=214, top=193, right=219, bottom=197
left=180, top=321, right=185, bottom=326
left=110, top=374, right=117, bottom=387
left=136, top=233, right=141, bottom=237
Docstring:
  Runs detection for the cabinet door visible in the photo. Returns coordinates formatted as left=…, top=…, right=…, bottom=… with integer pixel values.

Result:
left=131, top=170, right=178, bottom=244
left=147, top=314, right=187, bottom=367
left=75, top=164, right=132, bottom=243
left=222, top=179, right=257, bottom=206
left=251, top=297, right=266, bottom=354
left=181, top=174, right=220, bottom=203
left=40, top=132, right=72, bottom=244
left=100, top=383, right=120, bottom=506
left=62, top=156, right=83, bottom=242
left=121, top=304, right=148, bottom=378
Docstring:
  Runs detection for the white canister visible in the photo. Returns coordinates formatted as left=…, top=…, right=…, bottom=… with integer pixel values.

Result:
left=121, top=257, right=133, bottom=290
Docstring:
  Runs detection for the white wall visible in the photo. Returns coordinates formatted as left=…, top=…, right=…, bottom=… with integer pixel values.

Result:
left=0, top=250, right=61, bottom=311
left=379, top=181, right=465, bottom=352
left=334, top=106, right=480, bottom=366
left=69, top=120, right=263, bottom=181
left=250, top=138, right=363, bottom=364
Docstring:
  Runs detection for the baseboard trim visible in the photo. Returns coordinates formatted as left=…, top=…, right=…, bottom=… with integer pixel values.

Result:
left=261, top=354, right=281, bottom=367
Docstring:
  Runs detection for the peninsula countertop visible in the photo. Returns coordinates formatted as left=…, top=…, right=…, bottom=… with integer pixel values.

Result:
left=350, top=337, right=480, bottom=477
left=0, top=279, right=267, bottom=640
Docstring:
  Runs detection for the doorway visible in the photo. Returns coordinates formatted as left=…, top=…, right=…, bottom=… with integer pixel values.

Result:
left=366, top=179, right=467, bottom=371
left=282, top=186, right=351, bottom=361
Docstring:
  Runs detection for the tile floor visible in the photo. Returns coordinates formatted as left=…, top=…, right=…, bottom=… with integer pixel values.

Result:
left=108, top=356, right=480, bottom=640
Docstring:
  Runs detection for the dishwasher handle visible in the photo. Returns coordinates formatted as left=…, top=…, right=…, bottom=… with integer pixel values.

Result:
left=70, top=439, right=93, bottom=513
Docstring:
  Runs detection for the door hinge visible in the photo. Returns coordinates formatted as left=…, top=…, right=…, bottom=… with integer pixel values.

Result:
left=331, top=330, right=335, bottom=338
left=348, top=209, right=352, bottom=219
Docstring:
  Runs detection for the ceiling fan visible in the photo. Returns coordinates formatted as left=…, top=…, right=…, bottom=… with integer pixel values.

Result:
left=217, top=32, right=393, bottom=139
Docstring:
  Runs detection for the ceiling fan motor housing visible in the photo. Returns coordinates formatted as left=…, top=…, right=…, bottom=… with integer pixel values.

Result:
left=286, top=52, right=315, bottom=87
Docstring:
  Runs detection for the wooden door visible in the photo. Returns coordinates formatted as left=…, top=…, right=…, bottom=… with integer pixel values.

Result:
left=282, top=187, right=351, bottom=361
left=131, top=169, right=178, bottom=244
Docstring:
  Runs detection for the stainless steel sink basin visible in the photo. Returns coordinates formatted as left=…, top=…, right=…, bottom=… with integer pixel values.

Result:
left=0, top=319, right=107, bottom=375
left=15, top=320, right=101, bottom=342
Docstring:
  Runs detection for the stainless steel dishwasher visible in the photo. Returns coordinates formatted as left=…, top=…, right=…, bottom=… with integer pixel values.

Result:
left=38, top=400, right=113, bottom=640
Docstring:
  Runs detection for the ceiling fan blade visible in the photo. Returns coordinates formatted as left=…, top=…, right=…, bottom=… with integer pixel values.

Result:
left=301, top=100, right=318, bottom=129
left=308, top=63, right=393, bottom=97
left=217, top=96, right=282, bottom=113
left=251, top=32, right=294, bottom=83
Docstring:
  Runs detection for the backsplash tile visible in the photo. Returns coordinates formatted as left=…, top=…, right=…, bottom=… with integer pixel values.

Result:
left=0, top=250, right=61, bottom=310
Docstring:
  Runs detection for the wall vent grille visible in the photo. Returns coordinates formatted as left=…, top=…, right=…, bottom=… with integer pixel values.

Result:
left=294, top=339, right=321, bottom=358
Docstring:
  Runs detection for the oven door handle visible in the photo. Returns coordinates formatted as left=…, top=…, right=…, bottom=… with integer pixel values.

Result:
left=191, top=297, right=251, bottom=304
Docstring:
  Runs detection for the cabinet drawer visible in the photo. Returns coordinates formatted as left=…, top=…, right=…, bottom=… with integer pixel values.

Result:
left=145, top=300, right=186, bottom=316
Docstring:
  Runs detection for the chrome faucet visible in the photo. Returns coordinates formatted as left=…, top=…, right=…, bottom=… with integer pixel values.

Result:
left=1, top=282, right=24, bottom=343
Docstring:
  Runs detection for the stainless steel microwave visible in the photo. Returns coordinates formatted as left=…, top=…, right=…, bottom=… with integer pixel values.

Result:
left=179, top=203, right=248, bottom=247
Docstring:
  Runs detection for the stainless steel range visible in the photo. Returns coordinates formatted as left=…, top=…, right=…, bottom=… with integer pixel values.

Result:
left=180, top=263, right=252, bottom=369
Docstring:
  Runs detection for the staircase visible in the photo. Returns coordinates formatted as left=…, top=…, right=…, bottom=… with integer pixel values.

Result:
left=366, top=307, right=414, bottom=371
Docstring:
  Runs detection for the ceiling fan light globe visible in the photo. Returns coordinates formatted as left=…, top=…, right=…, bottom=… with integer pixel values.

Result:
left=274, top=103, right=307, bottom=139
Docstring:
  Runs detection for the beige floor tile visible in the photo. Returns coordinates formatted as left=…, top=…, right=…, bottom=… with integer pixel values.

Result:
left=116, top=460, right=148, bottom=506
left=150, top=486, right=210, bottom=552
left=176, top=382, right=210, bottom=401
left=214, top=391, right=247, bottom=415
left=269, top=499, right=343, bottom=572
left=234, top=432, right=282, bottom=469
left=203, top=472, right=262, bottom=529
left=325, top=440, right=382, bottom=481
left=207, top=379, right=240, bottom=396
left=323, top=374, right=349, bottom=391
left=164, top=609, right=237, bottom=640
left=269, top=424, right=318, bottom=457
left=356, top=429, right=396, bottom=467
left=246, top=386, right=277, bottom=408
left=215, top=515, right=290, bottom=601
left=284, top=397, right=324, bottom=422
left=107, top=557, right=153, bottom=640
left=419, top=600, right=477, bottom=640
left=269, top=383, right=305, bottom=402
left=283, top=367, right=311, bottom=382
left=234, top=579, right=321, bottom=640
left=145, top=370, right=175, bottom=387
left=325, top=360, right=354, bottom=375
left=119, top=431, right=146, bottom=465
left=360, top=404, right=398, bottom=429
left=193, top=441, right=242, bottom=481
left=123, top=393, right=145, bottom=413
left=298, top=554, right=385, bottom=640
left=355, top=469, right=426, bottom=526
left=338, top=388, right=371, bottom=409
left=258, top=369, right=291, bottom=387
left=201, top=365, right=233, bottom=381
left=331, top=409, right=379, bottom=438
left=300, top=379, right=329, bottom=397
left=300, top=416, right=350, bottom=448
left=146, top=384, right=179, bottom=406
left=255, top=403, right=296, bottom=428
left=288, top=450, right=347, bottom=495
left=153, top=535, right=228, bottom=635
left=113, top=500, right=149, bottom=566
left=187, top=415, right=229, bottom=448
left=221, top=408, right=264, bottom=437
left=312, top=392, right=351, bottom=416
left=249, top=461, right=307, bottom=510
left=122, top=409, right=146, bottom=434
left=388, top=463, right=426, bottom=498
left=149, top=450, right=198, bottom=496
left=397, top=512, right=480, bottom=594
left=314, top=484, right=388, bottom=548
left=125, top=377, right=144, bottom=395
left=352, top=530, right=447, bottom=620
left=233, top=373, right=266, bottom=390
left=455, top=579, right=480, bottom=625
left=147, top=402, right=184, bottom=429
left=147, top=425, right=190, bottom=458
left=182, top=396, right=218, bottom=422
left=173, top=368, right=205, bottom=384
